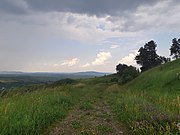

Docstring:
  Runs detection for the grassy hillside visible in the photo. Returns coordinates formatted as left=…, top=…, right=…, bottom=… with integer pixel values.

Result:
left=127, top=59, right=180, bottom=91
left=109, top=59, right=180, bottom=134
left=0, top=60, right=179, bottom=135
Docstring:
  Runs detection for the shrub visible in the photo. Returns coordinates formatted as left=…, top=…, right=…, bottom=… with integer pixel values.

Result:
left=116, top=64, right=139, bottom=84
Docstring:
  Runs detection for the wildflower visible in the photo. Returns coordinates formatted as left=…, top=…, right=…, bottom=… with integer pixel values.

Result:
left=177, top=123, right=180, bottom=131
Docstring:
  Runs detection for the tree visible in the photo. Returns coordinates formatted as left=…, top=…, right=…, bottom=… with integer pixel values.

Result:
left=135, top=40, right=163, bottom=72
left=116, top=63, right=139, bottom=84
left=116, top=64, right=128, bottom=76
left=170, top=38, right=180, bottom=59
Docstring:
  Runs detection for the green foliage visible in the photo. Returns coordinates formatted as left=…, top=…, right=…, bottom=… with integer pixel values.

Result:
left=96, top=124, right=112, bottom=133
left=51, top=78, right=76, bottom=87
left=135, top=40, right=167, bottom=72
left=108, top=59, right=180, bottom=134
left=170, top=38, right=180, bottom=59
left=0, top=85, right=86, bottom=135
left=79, top=101, right=94, bottom=111
left=82, top=74, right=119, bottom=85
left=71, top=120, right=81, bottom=129
left=116, top=64, right=139, bottom=84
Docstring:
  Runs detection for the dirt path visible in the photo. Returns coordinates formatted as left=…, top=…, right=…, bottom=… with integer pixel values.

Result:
left=47, top=88, right=130, bottom=135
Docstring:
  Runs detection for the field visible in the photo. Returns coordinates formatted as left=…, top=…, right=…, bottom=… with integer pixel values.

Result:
left=0, top=60, right=179, bottom=135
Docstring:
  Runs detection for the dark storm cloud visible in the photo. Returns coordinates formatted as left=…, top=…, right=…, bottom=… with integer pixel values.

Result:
left=0, top=0, right=29, bottom=14
left=0, top=0, right=159, bottom=16
left=26, top=0, right=157, bottom=16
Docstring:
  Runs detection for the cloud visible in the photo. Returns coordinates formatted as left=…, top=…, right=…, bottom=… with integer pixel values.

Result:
left=0, top=0, right=159, bottom=16
left=1, top=0, right=180, bottom=34
left=0, top=0, right=179, bottom=72
left=110, top=45, right=119, bottom=49
left=23, top=0, right=158, bottom=16
left=118, top=50, right=138, bottom=67
left=61, top=58, right=80, bottom=66
left=117, top=0, right=180, bottom=32
left=92, top=52, right=112, bottom=65
left=53, top=64, right=59, bottom=67
left=0, top=0, right=29, bottom=14
left=80, top=63, right=90, bottom=68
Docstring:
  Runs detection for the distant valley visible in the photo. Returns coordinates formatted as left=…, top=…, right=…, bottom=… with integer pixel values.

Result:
left=0, top=71, right=110, bottom=89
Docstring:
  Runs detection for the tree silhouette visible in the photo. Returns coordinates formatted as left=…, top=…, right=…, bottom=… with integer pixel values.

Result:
left=135, top=40, right=163, bottom=72
left=116, top=64, right=128, bottom=76
left=170, top=38, right=180, bottom=59
left=116, top=63, right=139, bottom=83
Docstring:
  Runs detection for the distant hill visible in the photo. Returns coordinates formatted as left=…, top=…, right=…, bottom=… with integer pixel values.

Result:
left=0, top=71, right=109, bottom=76
left=0, top=71, right=24, bottom=74
left=0, top=71, right=110, bottom=89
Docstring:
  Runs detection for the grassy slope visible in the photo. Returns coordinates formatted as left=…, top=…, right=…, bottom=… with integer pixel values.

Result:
left=0, top=85, right=90, bottom=135
left=109, top=59, right=180, bottom=134
left=127, top=59, right=180, bottom=91
left=0, top=60, right=179, bottom=135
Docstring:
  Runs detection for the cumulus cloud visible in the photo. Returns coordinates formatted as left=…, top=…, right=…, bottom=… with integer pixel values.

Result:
left=92, top=52, right=112, bottom=65
left=61, top=58, right=80, bottom=67
left=118, top=50, right=138, bottom=67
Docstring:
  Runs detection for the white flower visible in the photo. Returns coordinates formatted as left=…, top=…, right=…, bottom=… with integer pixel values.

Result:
left=177, top=123, right=180, bottom=131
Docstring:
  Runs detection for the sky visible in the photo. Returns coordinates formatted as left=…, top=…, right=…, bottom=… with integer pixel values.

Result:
left=0, top=0, right=180, bottom=72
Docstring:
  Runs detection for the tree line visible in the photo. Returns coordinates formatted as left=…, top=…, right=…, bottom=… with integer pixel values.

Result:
left=116, top=38, right=180, bottom=83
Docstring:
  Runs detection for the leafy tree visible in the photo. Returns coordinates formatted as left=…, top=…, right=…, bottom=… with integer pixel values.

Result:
left=116, top=64, right=128, bottom=76
left=170, top=38, right=180, bottom=59
left=135, top=40, right=163, bottom=72
left=116, top=63, right=139, bottom=84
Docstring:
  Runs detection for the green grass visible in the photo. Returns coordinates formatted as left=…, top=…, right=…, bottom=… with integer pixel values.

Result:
left=71, top=120, right=81, bottom=129
left=107, top=59, right=180, bottom=134
left=79, top=101, right=94, bottom=111
left=96, top=124, right=112, bottom=134
left=0, top=60, right=179, bottom=135
left=0, top=85, right=87, bottom=135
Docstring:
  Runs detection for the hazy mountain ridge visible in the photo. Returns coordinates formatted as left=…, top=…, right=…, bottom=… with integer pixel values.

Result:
left=0, top=71, right=110, bottom=76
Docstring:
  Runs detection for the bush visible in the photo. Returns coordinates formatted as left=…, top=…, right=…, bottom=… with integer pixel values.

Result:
left=116, top=64, right=139, bottom=84
left=51, top=78, right=76, bottom=87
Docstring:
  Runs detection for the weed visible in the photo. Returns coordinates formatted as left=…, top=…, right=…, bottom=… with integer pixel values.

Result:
left=79, top=101, right=94, bottom=111
left=71, top=120, right=81, bottom=129
left=97, top=124, right=112, bottom=133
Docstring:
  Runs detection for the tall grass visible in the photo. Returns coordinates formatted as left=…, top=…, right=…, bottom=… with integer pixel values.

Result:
left=108, top=88, right=179, bottom=134
left=107, top=60, right=180, bottom=134
left=0, top=85, right=86, bottom=135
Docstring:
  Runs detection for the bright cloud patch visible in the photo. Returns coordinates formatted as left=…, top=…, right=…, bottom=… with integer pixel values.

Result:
left=92, top=52, right=112, bottom=66
left=53, top=64, right=59, bottom=67
left=61, top=58, right=80, bottom=66
left=80, top=63, right=90, bottom=68
left=119, top=50, right=138, bottom=67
